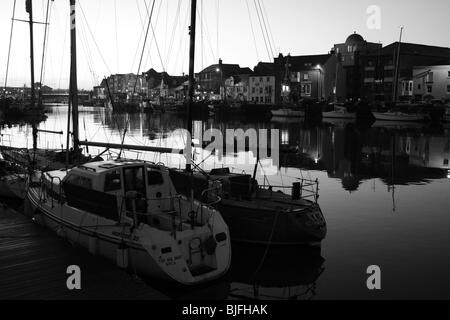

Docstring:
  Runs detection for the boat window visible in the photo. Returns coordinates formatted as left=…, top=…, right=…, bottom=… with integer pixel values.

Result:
left=104, top=170, right=122, bottom=192
left=147, top=168, right=164, bottom=186
left=124, top=166, right=145, bottom=192
left=66, top=174, right=92, bottom=190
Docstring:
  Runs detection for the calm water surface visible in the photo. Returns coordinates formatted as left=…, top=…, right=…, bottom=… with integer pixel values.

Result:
left=1, top=106, right=450, bottom=299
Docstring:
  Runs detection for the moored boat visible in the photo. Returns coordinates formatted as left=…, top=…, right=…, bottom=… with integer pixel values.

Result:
left=169, top=167, right=327, bottom=246
left=322, top=105, right=356, bottom=120
left=26, top=159, right=231, bottom=285
left=271, top=108, right=305, bottom=118
left=372, top=111, right=426, bottom=122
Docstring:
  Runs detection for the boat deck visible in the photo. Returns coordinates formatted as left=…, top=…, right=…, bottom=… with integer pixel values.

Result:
left=0, top=203, right=168, bottom=300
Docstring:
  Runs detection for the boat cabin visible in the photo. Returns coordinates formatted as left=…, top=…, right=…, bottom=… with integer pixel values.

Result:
left=60, top=159, right=177, bottom=223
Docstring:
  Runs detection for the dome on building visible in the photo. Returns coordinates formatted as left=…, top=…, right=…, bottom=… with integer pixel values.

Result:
left=345, top=32, right=365, bottom=44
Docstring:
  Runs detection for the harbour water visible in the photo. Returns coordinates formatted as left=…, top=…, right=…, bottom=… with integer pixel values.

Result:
left=1, top=105, right=450, bottom=299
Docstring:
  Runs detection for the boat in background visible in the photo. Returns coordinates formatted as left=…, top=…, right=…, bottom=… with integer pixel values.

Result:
left=322, top=104, right=356, bottom=120
left=271, top=108, right=305, bottom=118
left=373, top=111, right=426, bottom=122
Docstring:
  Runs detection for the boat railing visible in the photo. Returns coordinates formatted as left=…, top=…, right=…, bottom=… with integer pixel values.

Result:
left=120, top=190, right=221, bottom=238
left=260, top=177, right=320, bottom=203
left=39, top=172, right=64, bottom=208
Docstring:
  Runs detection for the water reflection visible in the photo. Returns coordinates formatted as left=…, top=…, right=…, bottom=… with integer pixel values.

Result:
left=2, top=107, right=449, bottom=190
left=228, top=244, right=324, bottom=300
left=144, top=244, right=324, bottom=300
left=2, top=107, right=450, bottom=299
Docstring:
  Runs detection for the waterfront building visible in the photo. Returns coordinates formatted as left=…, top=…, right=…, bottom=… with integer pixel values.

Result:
left=224, top=74, right=251, bottom=102
left=412, top=65, right=450, bottom=102
left=274, top=53, right=332, bottom=103
left=249, top=62, right=276, bottom=105
left=144, top=68, right=187, bottom=100
left=361, top=42, right=450, bottom=102
left=332, top=33, right=382, bottom=102
left=196, top=59, right=252, bottom=100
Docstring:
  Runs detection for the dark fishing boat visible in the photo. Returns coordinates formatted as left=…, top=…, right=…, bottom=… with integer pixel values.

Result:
left=169, top=167, right=326, bottom=245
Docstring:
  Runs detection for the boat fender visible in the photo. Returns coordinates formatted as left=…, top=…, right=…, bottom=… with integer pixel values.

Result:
left=203, top=236, right=217, bottom=255
left=116, top=242, right=129, bottom=269
left=56, top=226, right=65, bottom=238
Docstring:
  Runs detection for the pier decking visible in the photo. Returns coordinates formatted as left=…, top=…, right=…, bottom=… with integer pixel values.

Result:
left=0, top=204, right=168, bottom=300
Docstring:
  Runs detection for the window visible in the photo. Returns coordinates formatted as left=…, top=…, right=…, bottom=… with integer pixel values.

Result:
left=104, top=170, right=121, bottom=192
left=252, top=87, right=255, bottom=94
left=427, top=85, right=432, bottom=93
left=259, top=77, right=263, bottom=82
left=259, top=87, right=263, bottom=94
left=301, top=84, right=311, bottom=95
left=447, top=85, right=450, bottom=93
left=418, top=84, right=421, bottom=90
left=124, top=166, right=145, bottom=192
left=444, top=159, right=449, bottom=166
left=303, top=73, right=309, bottom=81
left=66, top=174, right=92, bottom=190
left=147, top=168, right=164, bottom=186
left=448, top=71, right=450, bottom=77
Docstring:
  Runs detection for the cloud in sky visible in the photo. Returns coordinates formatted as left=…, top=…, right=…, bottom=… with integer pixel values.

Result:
left=0, top=0, right=449, bottom=90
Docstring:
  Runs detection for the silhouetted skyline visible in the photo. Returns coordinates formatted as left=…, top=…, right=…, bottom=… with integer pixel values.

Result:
left=1, top=0, right=449, bottom=89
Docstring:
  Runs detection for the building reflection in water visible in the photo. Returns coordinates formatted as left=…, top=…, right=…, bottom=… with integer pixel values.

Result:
left=98, top=110, right=450, bottom=192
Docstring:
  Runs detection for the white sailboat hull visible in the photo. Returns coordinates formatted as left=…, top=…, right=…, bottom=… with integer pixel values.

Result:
left=26, top=185, right=231, bottom=285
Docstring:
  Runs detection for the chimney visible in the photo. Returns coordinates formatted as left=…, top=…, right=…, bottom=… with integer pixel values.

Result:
left=219, top=59, right=223, bottom=68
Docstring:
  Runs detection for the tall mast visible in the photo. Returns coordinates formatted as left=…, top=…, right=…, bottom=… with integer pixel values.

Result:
left=186, top=0, right=197, bottom=172
left=26, top=0, right=35, bottom=108
left=70, top=0, right=79, bottom=150
left=393, top=27, right=403, bottom=103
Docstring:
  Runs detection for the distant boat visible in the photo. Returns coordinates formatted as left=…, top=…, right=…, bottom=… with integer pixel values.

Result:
left=373, top=111, right=426, bottom=122
left=271, top=108, right=305, bottom=118
left=322, top=105, right=356, bottom=120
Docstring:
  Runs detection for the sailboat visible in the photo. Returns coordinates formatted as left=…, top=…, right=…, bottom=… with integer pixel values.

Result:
left=25, top=0, right=231, bottom=285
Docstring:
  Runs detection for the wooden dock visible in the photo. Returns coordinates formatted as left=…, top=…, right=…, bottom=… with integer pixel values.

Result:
left=0, top=204, right=168, bottom=300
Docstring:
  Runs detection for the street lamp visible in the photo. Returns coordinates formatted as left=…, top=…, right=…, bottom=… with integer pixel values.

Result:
left=314, top=65, right=323, bottom=101
left=216, top=67, right=223, bottom=100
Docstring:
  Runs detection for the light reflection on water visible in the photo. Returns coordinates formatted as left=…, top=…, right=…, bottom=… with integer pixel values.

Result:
left=1, top=106, right=450, bottom=299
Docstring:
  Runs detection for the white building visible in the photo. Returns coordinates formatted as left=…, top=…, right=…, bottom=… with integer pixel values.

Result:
left=249, top=75, right=276, bottom=104
left=413, top=65, right=450, bottom=101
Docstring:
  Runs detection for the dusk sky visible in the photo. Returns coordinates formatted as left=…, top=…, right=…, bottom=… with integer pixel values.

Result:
left=1, top=0, right=449, bottom=90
